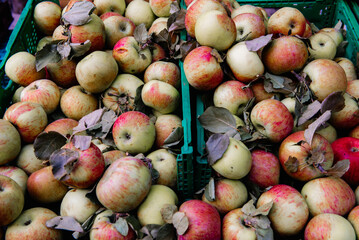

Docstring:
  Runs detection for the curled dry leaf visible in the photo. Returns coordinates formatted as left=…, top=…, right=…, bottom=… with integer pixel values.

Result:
left=69, top=40, right=92, bottom=58
left=297, top=100, right=321, bottom=126
left=204, top=177, right=216, bottom=202
left=161, top=204, right=178, bottom=224
left=46, top=216, right=84, bottom=232
left=49, top=148, right=79, bottom=181
left=163, top=127, right=184, bottom=147
left=73, top=135, right=92, bottom=151
left=198, top=106, right=237, bottom=134
left=35, top=41, right=62, bottom=71
left=172, top=212, right=189, bottom=236
left=334, top=20, right=343, bottom=31
left=73, top=108, right=104, bottom=134
left=245, top=34, right=273, bottom=52
left=156, top=224, right=177, bottom=240
left=62, top=1, right=96, bottom=26
left=321, top=91, right=345, bottom=113
left=134, top=24, right=149, bottom=45
left=206, top=133, right=230, bottom=166
left=114, top=217, right=129, bottom=237
left=34, top=131, right=67, bottom=160
left=325, top=159, right=350, bottom=178
left=304, top=110, right=331, bottom=145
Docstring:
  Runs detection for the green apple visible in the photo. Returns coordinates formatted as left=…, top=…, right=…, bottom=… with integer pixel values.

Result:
left=308, top=32, right=337, bottom=60
left=147, top=149, right=177, bottom=188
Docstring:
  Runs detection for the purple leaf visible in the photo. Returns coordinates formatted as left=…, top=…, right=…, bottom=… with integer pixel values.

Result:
left=34, top=131, right=67, bottom=160
left=62, top=1, right=95, bottom=26
left=206, top=133, right=230, bottom=165
left=73, top=135, right=92, bottom=151
left=73, top=109, right=104, bottom=134
left=245, top=34, right=273, bottom=52
left=49, top=148, right=79, bottom=180
left=326, top=159, right=350, bottom=178
left=304, top=110, right=331, bottom=145
left=46, top=216, right=84, bottom=232
left=321, top=91, right=345, bottom=113
left=298, top=100, right=321, bottom=126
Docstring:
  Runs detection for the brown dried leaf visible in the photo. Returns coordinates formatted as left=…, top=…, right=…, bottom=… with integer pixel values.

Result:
left=321, top=91, right=345, bottom=113
left=206, top=134, right=230, bottom=166
left=285, top=156, right=299, bottom=173
left=304, top=110, right=331, bottom=145
left=204, top=177, right=216, bottom=202
left=49, top=148, right=79, bottom=180
left=73, top=135, right=92, bottom=151
left=161, top=204, right=178, bottom=224
left=241, top=199, right=256, bottom=216
left=245, top=34, right=273, bottom=52
left=46, top=216, right=83, bottom=232
left=172, top=212, right=189, bottom=236
left=325, top=159, right=350, bottom=178
left=34, top=131, right=67, bottom=160
left=62, top=1, right=95, bottom=26
left=253, top=201, right=273, bottom=216
left=298, top=100, right=321, bottom=126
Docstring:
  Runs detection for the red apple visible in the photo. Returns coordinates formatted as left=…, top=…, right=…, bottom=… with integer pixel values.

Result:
left=0, top=119, right=21, bottom=165
left=151, top=43, right=166, bottom=62
left=330, top=93, right=359, bottom=129
left=99, top=11, right=121, bottom=21
left=102, top=150, right=127, bottom=166
left=144, top=61, right=180, bottom=88
left=47, top=59, right=78, bottom=88
left=103, top=15, right=136, bottom=49
left=231, top=4, right=265, bottom=20
left=233, top=13, right=266, bottom=41
left=267, top=7, right=306, bottom=36
left=346, top=80, right=359, bottom=99
left=222, top=208, right=256, bottom=240
left=44, top=118, right=79, bottom=138
left=335, top=57, right=357, bottom=82
left=250, top=80, right=278, bottom=104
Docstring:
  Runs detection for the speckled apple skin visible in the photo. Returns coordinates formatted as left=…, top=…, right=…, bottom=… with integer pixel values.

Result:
left=222, top=208, right=257, bottom=240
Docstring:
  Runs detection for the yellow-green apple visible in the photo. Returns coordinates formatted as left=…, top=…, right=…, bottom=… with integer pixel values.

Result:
left=213, top=80, right=254, bottom=116
left=5, top=207, right=63, bottom=240
left=152, top=17, right=168, bottom=25
left=318, top=27, right=343, bottom=46
left=202, top=179, right=248, bottom=215
left=103, top=15, right=136, bottom=49
left=60, top=188, right=100, bottom=223
left=222, top=208, right=257, bottom=240
left=96, top=157, right=152, bottom=212
left=60, top=85, right=98, bottom=121
left=112, top=111, right=156, bottom=154
left=147, top=149, right=177, bottom=187
left=154, top=114, right=182, bottom=148
left=20, top=79, right=61, bottom=114
left=0, top=175, right=24, bottom=226
left=195, top=10, right=236, bottom=51
left=226, top=41, right=264, bottom=83
left=0, top=119, right=21, bottom=165
left=16, top=144, right=45, bottom=175
left=305, top=213, right=356, bottom=240
left=47, top=59, right=78, bottom=88
left=52, top=25, right=68, bottom=41
left=125, top=0, right=155, bottom=29
left=248, top=149, right=280, bottom=188
left=302, top=59, right=347, bottom=102
left=141, top=80, right=180, bottom=114
left=233, top=13, right=266, bottom=41
left=144, top=61, right=180, bottom=88
left=148, top=20, right=167, bottom=35
left=219, top=0, right=240, bottom=14
left=137, top=184, right=178, bottom=225
left=281, top=97, right=296, bottom=114
left=33, top=1, right=61, bottom=35
left=5, top=51, right=46, bottom=86
left=348, top=206, right=359, bottom=239
left=301, top=177, right=355, bottom=216
left=308, top=32, right=337, bottom=59
left=151, top=43, right=166, bottom=62
left=267, top=7, right=306, bottom=36
left=44, top=118, right=79, bottom=138
left=184, top=0, right=226, bottom=37
left=257, top=184, right=309, bottom=236
left=347, top=80, right=359, bottom=98
left=250, top=99, right=293, bottom=143
left=250, top=80, right=279, bottom=104
left=316, top=123, right=337, bottom=143
left=113, top=36, right=152, bottom=74
left=149, top=0, right=176, bottom=17
left=211, top=138, right=252, bottom=180
left=93, top=0, right=126, bottom=16
left=335, top=57, right=357, bottom=81
left=231, top=4, right=265, bottom=20
left=0, top=166, right=28, bottom=195
left=37, top=36, right=53, bottom=51
left=183, top=46, right=223, bottom=91
left=76, top=51, right=118, bottom=94
left=233, top=115, right=245, bottom=127
left=103, top=150, right=127, bottom=166
left=89, top=209, right=136, bottom=240
left=60, top=142, right=105, bottom=188
left=27, top=166, right=68, bottom=203
left=4, top=102, right=48, bottom=143
left=12, top=86, right=24, bottom=103
left=262, top=36, right=308, bottom=75
left=330, top=93, right=359, bottom=129
left=350, top=125, right=359, bottom=139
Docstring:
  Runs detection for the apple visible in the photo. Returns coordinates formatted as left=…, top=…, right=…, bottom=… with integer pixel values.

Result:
left=125, top=0, right=155, bottom=29
left=16, top=144, right=46, bottom=175
left=5, top=207, right=63, bottom=240
left=303, top=59, right=347, bottom=102
left=113, top=36, right=152, bottom=74
left=93, top=0, right=126, bottom=16
left=183, top=46, right=223, bottom=91
left=213, top=80, right=254, bottom=116
left=0, top=175, right=24, bottom=226
left=44, top=118, right=79, bottom=138
left=350, top=125, right=359, bottom=139
left=52, top=25, right=68, bottom=41
left=148, top=20, right=167, bottom=35
left=248, top=149, right=280, bottom=188
left=233, top=13, right=266, bottom=41
left=257, top=184, right=309, bottom=236
left=102, top=150, right=127, bottom=166
left=112, top=111, right=156, bottom=154
left=267, top=7, right=306, bottom=36
left=137, top=184, right=178, bottom=225
left=308, top=32, right=337, bottom=60
left=27, top=166, right=68, bottom=203
left=149, top=0, right=176, bottom=17
left=301, top=177, right=355, bottom=216
left=103, top=15, right=136, bottom=49
left=37, top=36, right=53, bottom=51
left=60, top=188, right=100, bottom=223
left=151, top=43, right=166, bottom=62
left=141, top=80, right=180, bottom=114
left=305, top=213, right=355, bottom=240
left=96, top=157, right=152, bottom=212
left=303, top=22, right=313, bottom=38
left=347, top=80, right=359, bottom=99
left=33, top=1, right=61, bottom=35
left=222, top=208, right=256, bottom=240
left=335, top=57, right=357, bottom=81
left=144, top=61, right=180, bottom=88
left=262, top=36, right=308, bottom=75
left=318, top=27, right=343, bottom=46
left=99, top=11, right=121, bottom=21
left=12, top=86, right=24, bottom=103
left=219, top=0, right=240, bottom=14
left=250, top=80, right=279, bottom=104
left=4, top=101, right=48, bottom=143
left=330, top=93, right=359, bottom=129
left=231, top=4, right=265, bottom=20
left=154, top=114, right=182, bottom=148
left=211, top=137, right=252, bottom=180
left=60, top=85, right=98, bottom=121
left=226, top=41, right=264, bottom=83
left=195, top=10, right=236, bottom=51
left=0, top=119, right=21, bottom=165
left=348, top=206, right=359, bottom=239
left=147, top=149, right=177, bottom=188
left=5, top=51, right=46, bottom=86
left=0, top=166, right=28, bottom=195
left=47, top=59, right=78, bottom=88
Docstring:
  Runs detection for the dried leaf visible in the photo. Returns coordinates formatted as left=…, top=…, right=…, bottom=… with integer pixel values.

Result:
left=97, top=109, right=117, bottom=139
left=49, top=148, right=79, bottom=180
left=35, top=41, right=62, bottom=71
left=206, top=133, right=230, bottom=165
left=157, top=224, right=177, bottom=240
left=114, top=217, right=129, bottom=236
left=297, top=100, right=321, bottom=126
left=334, top=20, right=343, bottom=31
left=34, top=131, right=67, bottom=160
left=307, top=145, right=326, bottom=166
left=172, top=212, right=189, bottom=236
left=310, top=23, right=320, bottom=33
left=134, top=85, right=152, bottom=115
left=46, top=216, right=83, bottom=232
left=125, top=215, right=143, bottom=239
left=161, top=204, right=178, bottom=224
left=336, top=41, right=348, bottom=57
left=169, top=1, right=180, bottom=14
left=141, top=224, right=161, bottom=239
left=69, top=40, right=91, bottom=58
left=73, top=135, right=92, bottom=151
left=253, top=201, right=273, bottom=216
left=167, top=9, right=186, bottom=32
left=198, top=106, right=237, bottom=133
left=245, top=34, right=273, bottom=52
left=256, top=224, right=274, bottom=240
left=284, top=156, right=299, bottom=173
left=264, top=72, right=284, bottom=88
left=62, top=1, right=95, bottom=26
left=57, top=42, right=71, bottom=59
left=321, top=91, right=345, bottom=113
left=326, top=159, right=350, bottom=178
left=73, top=109, right=104, bottom=134
left=304, top=110, right=331, bottom=145
left=134, top=24, right=149, bottom=45
left=241, top=199, right=257, bottom=216
left=204, top=177, right=216, bottom=202
left=163, top=127, right=184, bottom=146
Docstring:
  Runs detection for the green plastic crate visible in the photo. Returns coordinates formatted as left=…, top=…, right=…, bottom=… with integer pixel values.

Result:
left=194, top=0, right=359, bottom=193
left=0, top=0, right=194, bottom=199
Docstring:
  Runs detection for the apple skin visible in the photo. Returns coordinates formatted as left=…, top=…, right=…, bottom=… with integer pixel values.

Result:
left=257, top=184, right=309, bottom=236
left=335, top=57, right=357, bottom=81
left=301, top=177, right=355, bottom=216
left=233, top=13, right=266, bottom=41
left=102, top=150, right=127, bottom=166
left=267, top=7, right=306, bottom=36
left=213, top=80, right=254, bottom=116
left=4, top=101, right=48, bottom=143
left=5, top=207, right=63, bottom=240
left=93, top=0, right=126, bottom=16
left=0, top=119, right=21, bottom=166
left=147, top=149, right=177, bottom=187
left=44, top=118, right=79, bottom=138
left=248, top=149, right=280, bottom=188
left=183, top=46, right=223, bottom=91
left=303, top=22, right=313, bottom=38
left=279, top=131, right=334, bottom=182
left=250, top=99, right=294, bottom=143
left=202, top=179, right=248, bottom=215
left=177, top=199, right=221, bottom=240
left=125, top=0, right=155, bottom=29
left=52, top=25, right=68, bottom=41
left=112, top=111, right=156, bottom=154
left=222, top=208, right=257, bottom=240
left=151, top=43, right=166, bottom=62
left=308, top=32, right=337, bottom=60
left=262, top=36, right=308, bottom=75
left=33, top=1, right=61, bottom=35
left=148, top=20, right=167, bottom=35
left=231, top=4, right=265, bottom=20
left=16, top=144, right=45, bottom=175
left=350, top=125, right=359, bottom=139
left=0, top=166, right=28, bottom=195
left=99, top=11, right=122, bottom=21
left=12, top=86, right=24, bottom=103
left=211, top=138, right=252, bottom=180
left=318, top=27, right=343, bottom=46
left=149, top=0, right=176, bottom=17
left=103, top=15, right=136, bottom=49
left=144, top=61, right=180, bottom=89
left=346, top=80, right=359, bottom=99
left=5, top=51, right=46, bottom=86
left=302, top=59, right=347, bottom=102
left=348, top=206, right=359, bottom=239
left=137, top=184, right=178, bottom=226
left=304, top=213, right=356, bottom=240
left=47, top=59, right=78, bottom=88
left=0, top=175, right=24, bottom=227
left=250, top=80, right=279, bottom=104
left=96, top=157, right=152, bottom=212
left=330, top=93, right=359, bottom=129
left=154, top=114, right=182, bottom=148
